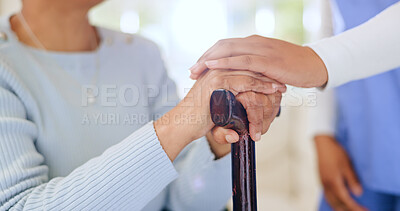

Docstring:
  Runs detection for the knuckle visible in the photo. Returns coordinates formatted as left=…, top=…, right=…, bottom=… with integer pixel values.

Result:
left=240, top=94, right=266, bottom=110
left=237, top=95, right=253, bottom=108
left=209, top=74, right=221, bottom=86
left=249, top=91, right=257, bottom=97
left=208, top=69, right=218, bottom=77
left=242, top=55, right=253, bottom=66
left=246, top=77, right=257, bottom=87
left=199, top=53, right=209, bottom=62
left=248, top=34, right=261, bottom=39
left=208, top=69, right=222, bottom=79
left=216, top=39, right=225, bottom=46
left=235, top=94, right=246, bottom=102
left=206, top=70, right=214, bottom=78
left=218, top=39, right=234, bottom=49
left=220, top=77, right=229, bottom=88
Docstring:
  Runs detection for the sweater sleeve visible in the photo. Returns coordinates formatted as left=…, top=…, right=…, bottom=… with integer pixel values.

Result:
left=0, top=64, right=178, bottom=210
left=307, top=2, right=400, bottom=89
left=165, top=138, right=231, bottom=211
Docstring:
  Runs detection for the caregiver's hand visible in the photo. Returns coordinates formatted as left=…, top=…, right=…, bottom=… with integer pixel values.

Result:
left=155, top=69, right=285, bottom=161
left=190, top=35, right=328, bottom=88
left=315, top=135, right=366, bottom=211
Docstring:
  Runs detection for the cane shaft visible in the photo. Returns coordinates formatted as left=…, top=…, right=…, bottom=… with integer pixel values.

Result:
left=231, top=132, right=257, bottom=211
left=210, top=89, right=257, bottom=211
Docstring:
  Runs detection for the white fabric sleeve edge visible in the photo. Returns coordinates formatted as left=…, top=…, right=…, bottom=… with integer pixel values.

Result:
left=306, top=2, right=400, bottom=89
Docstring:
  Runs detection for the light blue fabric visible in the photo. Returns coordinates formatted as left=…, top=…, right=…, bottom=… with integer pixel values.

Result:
left=0, top=14, right=231, bottom=210
left=334, top=0, right=400, bottom=197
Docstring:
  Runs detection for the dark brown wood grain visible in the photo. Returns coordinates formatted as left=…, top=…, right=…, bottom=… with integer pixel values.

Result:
left=210, top=89, right=257, bottom=211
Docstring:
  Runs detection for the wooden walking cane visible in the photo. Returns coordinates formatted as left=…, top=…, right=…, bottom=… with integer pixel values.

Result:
left=210, top=89, right=257, bottom=211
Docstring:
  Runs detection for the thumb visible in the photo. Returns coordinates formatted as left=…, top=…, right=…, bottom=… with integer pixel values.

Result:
left=211, top=127, right=240, bottom=144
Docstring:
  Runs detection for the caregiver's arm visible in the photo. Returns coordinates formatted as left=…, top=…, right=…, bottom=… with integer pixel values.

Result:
left=190, top=2, right=400, bottom=89
left=309, top=2, right=400, bottom=88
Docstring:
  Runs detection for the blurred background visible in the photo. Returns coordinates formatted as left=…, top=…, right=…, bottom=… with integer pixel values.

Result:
left=0, top=0, right=329, bottom=210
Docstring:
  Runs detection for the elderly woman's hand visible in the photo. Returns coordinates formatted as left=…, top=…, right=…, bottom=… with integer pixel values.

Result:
left=189, top=35, right=328, bottom=88
left=206, top=91, right=282, bottom=158
left=154, top=69, right=285, bottom=161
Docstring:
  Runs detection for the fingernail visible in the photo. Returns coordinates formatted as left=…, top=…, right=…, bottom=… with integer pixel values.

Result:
left=272, top=83, right=279, bottom=92
left=225, top=135, right=235, bottom=143
left=255, top=132, right=261, bottom=141
left=189, top=63, right=199, bottom=72
left=205, top=60, right=218, bottom=68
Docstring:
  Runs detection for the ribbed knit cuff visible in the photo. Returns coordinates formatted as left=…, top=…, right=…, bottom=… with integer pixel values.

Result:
left=39, top=121, right=179, bottom=210
left=194, top=137, right=231, bottom=167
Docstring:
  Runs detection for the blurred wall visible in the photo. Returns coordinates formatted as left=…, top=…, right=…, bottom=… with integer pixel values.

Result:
left=0, top=0, right=20, bottom=15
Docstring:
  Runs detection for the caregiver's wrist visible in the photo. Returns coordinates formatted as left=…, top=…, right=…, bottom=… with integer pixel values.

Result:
left=304, top=46, right=329, bottom=88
